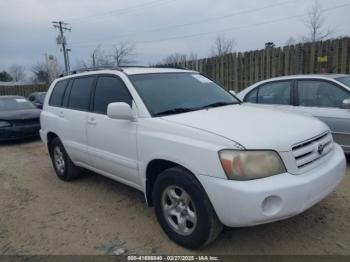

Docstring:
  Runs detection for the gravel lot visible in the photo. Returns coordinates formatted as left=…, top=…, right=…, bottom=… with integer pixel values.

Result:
left=0, top=139, right=349, bottom=255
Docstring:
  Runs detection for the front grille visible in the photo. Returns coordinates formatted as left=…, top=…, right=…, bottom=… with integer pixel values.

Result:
left=292, top=132, right=334, bottom=169
left=11, top=118, right=40, bottom=126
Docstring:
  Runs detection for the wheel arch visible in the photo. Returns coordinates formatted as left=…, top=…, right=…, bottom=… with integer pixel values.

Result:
left=144, top=159, right=204, bottom=207
left=47, top=131, right=59, bottom=156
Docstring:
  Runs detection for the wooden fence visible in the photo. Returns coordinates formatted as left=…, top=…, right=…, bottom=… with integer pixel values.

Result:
left=0, top=84, right=48, bottom=97
left=173, top=37, right=350, bottom=91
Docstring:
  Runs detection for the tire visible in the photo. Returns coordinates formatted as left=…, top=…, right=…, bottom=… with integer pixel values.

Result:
left=152, top=166, right=223, bottom=249
left=49, top=137, right=80, bottom=181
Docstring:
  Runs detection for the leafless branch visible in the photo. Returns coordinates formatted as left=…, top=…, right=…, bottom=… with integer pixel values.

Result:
left=211, top=34, right=235, bottom=57
left=303, top=0, right=333, bottom=42
left=9, top=64, right=26, bottom=82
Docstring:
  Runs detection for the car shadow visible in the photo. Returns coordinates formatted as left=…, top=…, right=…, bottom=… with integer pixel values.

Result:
left=77, top=168, right=146, bottom=203
left=346, top=154, right=350, bottom=163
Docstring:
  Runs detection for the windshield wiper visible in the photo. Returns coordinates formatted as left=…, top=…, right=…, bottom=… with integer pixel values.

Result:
left=154, top=107, right=196, bottom=117
left=199, top=101, right=237, bottom=110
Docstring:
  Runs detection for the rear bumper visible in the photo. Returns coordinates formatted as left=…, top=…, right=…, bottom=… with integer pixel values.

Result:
left=0, top=124, right=40, bottom=141
left=198, top=144, right=346, bottom=227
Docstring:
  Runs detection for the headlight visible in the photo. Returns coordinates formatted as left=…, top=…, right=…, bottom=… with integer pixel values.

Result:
left=0, top=121, right=11, bottom=128
left=219, top=150, right=286, bottom=180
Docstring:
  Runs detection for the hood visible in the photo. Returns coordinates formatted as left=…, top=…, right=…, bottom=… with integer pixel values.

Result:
left=0, top=109, right=41, bottom=121
left=161, top=104, right=329, bottom=152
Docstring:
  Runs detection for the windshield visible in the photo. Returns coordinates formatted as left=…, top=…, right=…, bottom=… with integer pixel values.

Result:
left=336, top=76, right=350, bottom=88
left=0, top=97, right=36, bottom=111
left=129, top=73, right=239, bottom=116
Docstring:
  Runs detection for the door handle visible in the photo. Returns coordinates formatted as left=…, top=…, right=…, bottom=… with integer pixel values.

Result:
left=88, top=117, right=97, bottom=125
left=58, top=111, right=64, bottom=118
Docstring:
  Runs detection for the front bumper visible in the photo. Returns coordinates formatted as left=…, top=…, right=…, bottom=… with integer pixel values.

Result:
left=0, top=124, right=40, bottom=141
left=198, top=144, right=346, bottom=227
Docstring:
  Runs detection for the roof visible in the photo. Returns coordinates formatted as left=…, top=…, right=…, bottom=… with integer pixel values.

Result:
left=259, top=74, right=349, bottom=81
left=58, top=67, right=197, bottom=80
left=121, top=67, right=196, bottom=75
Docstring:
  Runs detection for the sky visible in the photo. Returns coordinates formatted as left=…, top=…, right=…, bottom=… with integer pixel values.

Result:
left=0, top=0, right=349, bottom=73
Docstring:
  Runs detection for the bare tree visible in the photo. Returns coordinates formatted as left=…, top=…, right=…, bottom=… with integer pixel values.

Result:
left=74, top=42, right=136, bottom=70
left=9, top=64, right=26, bottom=82
left=303, top=0, right=332, bottom=42
left=112, top=41, right=136, bottom=66
left=91, top=45, right=112, bottom=67
left=75, top=45, right=114, bottom=70
left=211, top=34, right=235, bottom=57
left=163, top=53, right=188, bottom=65
left=188, top=52, right=198, bottom=61
left=31, top=62, right=49, bottom=84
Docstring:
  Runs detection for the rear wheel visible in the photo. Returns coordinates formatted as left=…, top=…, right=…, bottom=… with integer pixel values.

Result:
left=153, top=166, right=223, bottom=249
left=49, top=137, right=80, bottom=181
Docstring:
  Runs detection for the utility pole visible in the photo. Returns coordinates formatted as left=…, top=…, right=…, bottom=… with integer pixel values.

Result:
left=52, top=21, right=71, bottom=74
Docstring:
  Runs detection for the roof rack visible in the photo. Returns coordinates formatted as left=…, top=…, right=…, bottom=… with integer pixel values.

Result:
left=68, top=66, right=124, bottom=75
left=58, top=65, right=189, bottom=78
left=151, top=65, right=188, bottom=70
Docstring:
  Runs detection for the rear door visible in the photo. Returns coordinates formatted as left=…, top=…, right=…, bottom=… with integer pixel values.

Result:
left=294, top=79, right=350, bottom=152
left=57, top=76, right=96, bottom=164
left=86, top=75, right=140, bottom=186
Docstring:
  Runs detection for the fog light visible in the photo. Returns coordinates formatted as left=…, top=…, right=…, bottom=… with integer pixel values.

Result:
left=261, top=195, right=282, bottom=216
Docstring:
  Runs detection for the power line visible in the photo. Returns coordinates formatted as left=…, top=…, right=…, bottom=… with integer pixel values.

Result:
left=134, top=3, right=350, bottom=45
left=70, top=3, right=350, bottom=49
left=69, top=0, right=176, bottom=24
left=66, top=1, right=350, bottom=54
left=69, top=0, right=295, bottom=46
left=52, top=21, right=71, bottom=74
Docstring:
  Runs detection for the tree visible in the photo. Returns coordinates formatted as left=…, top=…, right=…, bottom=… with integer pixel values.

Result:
left=112, top=41, right=136, bottom=66
left=265, top=42, right=276, bottom=49
left=163, top=53, right=188, bottom=65
left=75, top=45, right=115, bottom=70
left=188, top=52, right=198, bottom=61
left=303, top=0, right=332, bottom=42
left=211, top=34, right=235, bottom=57
left=74, top=42, right=136, bottom=70
left=0, top=71, right=13, bottom=82
left=9, top=64, right=26, bottom=82
left=31, top=62, right=49, bottom=83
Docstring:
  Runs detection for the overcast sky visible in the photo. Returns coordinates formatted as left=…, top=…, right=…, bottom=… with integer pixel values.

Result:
left=1, top=0, right=349, bottom=72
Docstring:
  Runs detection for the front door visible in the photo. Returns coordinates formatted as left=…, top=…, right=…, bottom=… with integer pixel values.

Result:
left=86, top=75, right=140, bottom=187
left=245, top=80, right=295, bottom=113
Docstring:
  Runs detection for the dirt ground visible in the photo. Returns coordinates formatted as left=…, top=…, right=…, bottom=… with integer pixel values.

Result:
left=0, top=139, right=349, bottom=255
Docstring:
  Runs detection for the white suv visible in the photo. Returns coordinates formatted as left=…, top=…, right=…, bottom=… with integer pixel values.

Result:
left=40, top=67, right=346, bottom=249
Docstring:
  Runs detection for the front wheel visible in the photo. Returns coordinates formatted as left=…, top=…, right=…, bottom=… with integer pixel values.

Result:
left=153, top=167, right=223, bottom=249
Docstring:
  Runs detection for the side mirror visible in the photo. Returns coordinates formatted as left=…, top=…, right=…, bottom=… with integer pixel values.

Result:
left=107, top=102, right=134, bottom=121
left=229, top=90, right=236, bottom=96
left=342, top=99, right=350, bottom=109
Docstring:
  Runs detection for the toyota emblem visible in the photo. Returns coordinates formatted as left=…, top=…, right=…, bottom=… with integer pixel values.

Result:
left=317, top=144, right=325, bottom=155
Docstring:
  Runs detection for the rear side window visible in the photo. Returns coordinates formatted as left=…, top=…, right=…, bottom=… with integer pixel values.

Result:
left=93, top=76, right=132, bottom=114
left=49, top=80, right=67, bottom=107
left=68, top=77, right=95, bottom=111
left=297, top=80, right=350, bottom=108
